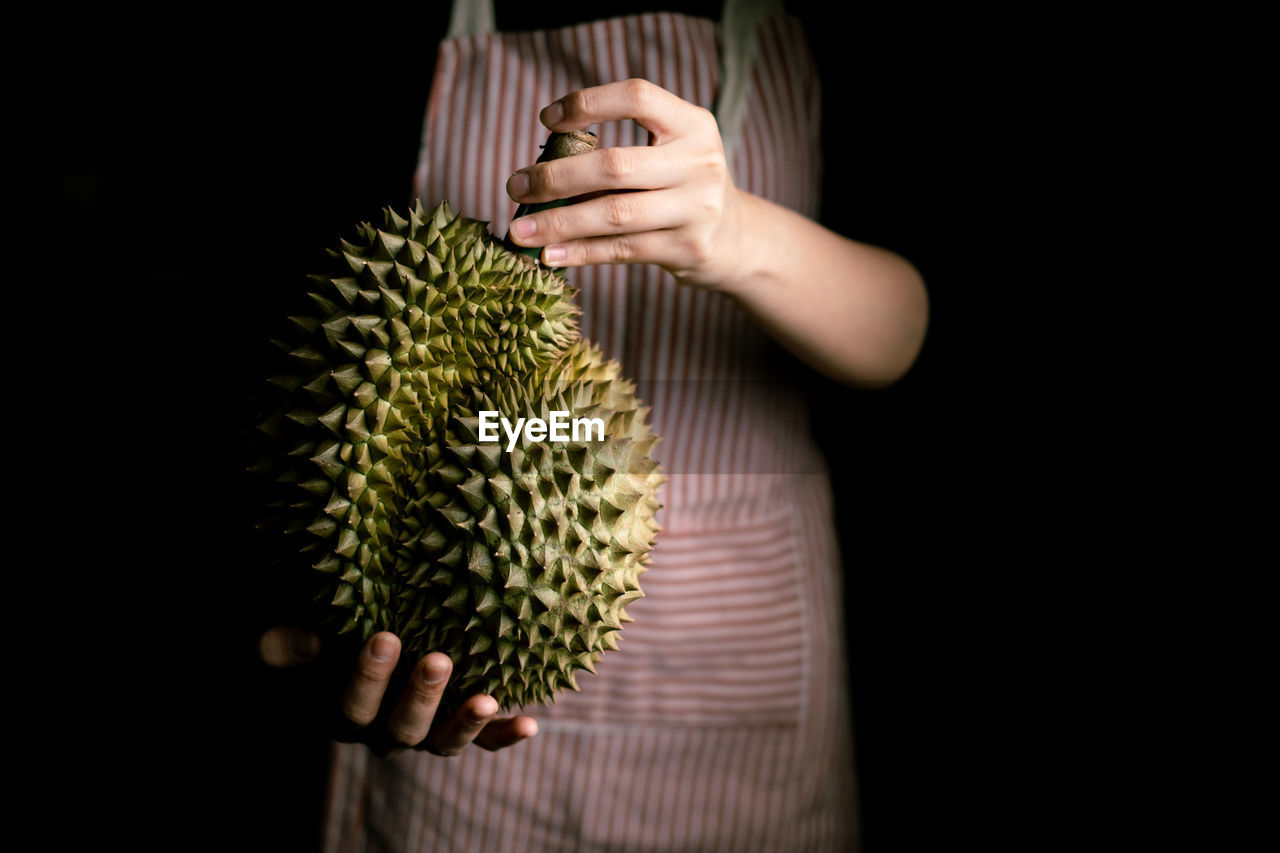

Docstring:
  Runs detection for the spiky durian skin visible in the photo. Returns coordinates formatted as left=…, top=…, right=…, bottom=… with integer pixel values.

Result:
left=261, top=200, right=663, bottom=712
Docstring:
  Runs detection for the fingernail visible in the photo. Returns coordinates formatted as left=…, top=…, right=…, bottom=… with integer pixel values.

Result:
left=506, top=170, right=530, bottom=199
left=541, top=100, right=564, bottom=127
left=511, top=217, right=536, bottom=240
left=543, top=245, right=566, bottom=266
left=469, top=697, right=498, bottom=721
left=371, top=634, right=396, bottom=662
left=424, top=660, right=449, bottom=685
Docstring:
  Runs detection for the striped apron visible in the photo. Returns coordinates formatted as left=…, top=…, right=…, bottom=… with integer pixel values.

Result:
left=323, top=2, right=858, bottom=850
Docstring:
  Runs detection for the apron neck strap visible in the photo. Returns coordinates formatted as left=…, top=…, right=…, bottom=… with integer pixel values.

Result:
left=447, top=0, right=496, bottom=38
left=716, top=0, right=782, bottom=166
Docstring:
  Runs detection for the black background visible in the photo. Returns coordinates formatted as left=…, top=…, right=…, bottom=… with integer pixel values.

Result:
left=61, top=2, right=1103, bottom=850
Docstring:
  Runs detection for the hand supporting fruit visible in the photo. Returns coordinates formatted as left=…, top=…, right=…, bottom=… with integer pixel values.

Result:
left=259, top=627, right=538, bottom=757
left=505, top=78, right=929, bottom=386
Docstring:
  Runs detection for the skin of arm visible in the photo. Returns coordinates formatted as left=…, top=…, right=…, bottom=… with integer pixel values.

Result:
left=725, top=190, right=928, bottom=387
left=505, top=78, right=928, bottom=386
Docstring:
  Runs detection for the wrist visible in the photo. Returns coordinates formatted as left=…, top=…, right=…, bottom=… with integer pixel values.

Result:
left=712, top=189, right=779, bottom=303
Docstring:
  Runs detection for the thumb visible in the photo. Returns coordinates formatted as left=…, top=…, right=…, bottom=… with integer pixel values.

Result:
left=258, top=626, right=322, bottom=667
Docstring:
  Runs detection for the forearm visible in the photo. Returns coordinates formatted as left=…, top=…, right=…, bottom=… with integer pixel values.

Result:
left=722, top=190, right=929, bottom=387
left=503, top=79, right=928, bottom=383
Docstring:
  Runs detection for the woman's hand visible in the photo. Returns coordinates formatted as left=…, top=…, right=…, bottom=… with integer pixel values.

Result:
left=259, top=627, right=538, bottom=758
left=507, top=78, right=928, bottom=386
left=505, top=78, right=744, bottom=290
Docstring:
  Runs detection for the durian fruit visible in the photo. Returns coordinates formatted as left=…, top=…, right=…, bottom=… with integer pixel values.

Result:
left=258, top=187, right=663, bottom=713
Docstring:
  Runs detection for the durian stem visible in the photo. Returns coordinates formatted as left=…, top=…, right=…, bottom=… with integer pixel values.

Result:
left=503, top=130, right=598, bottom=259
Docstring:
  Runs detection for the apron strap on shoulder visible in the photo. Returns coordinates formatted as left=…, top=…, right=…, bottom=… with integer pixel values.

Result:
left=716, top=0, right=784, bottom=169
left=448, top=0, right=496, bottom=38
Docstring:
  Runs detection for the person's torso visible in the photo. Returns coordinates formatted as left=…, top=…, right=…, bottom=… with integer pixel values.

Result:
left=415, top=4, right=827, bottom=535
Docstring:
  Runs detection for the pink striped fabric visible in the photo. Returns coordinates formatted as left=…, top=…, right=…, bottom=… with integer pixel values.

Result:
left=324, top=10, right=857, bottom=851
